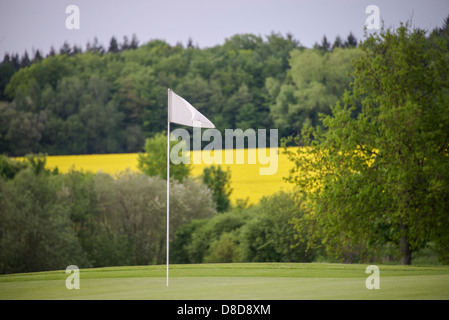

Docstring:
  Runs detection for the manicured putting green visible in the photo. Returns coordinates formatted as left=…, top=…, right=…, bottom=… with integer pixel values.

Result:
left=1, top=263, right=448, bottom=300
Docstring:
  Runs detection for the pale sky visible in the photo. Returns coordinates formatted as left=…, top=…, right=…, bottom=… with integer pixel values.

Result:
left=0, top=0, right=448, bottom=58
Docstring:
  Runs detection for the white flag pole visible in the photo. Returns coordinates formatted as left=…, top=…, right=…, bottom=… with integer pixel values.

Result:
left=167, top=88, right=171, bottom=287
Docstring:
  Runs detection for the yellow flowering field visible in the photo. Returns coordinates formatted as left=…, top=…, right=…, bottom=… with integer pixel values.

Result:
left=45, top=148, right=296, bottom=205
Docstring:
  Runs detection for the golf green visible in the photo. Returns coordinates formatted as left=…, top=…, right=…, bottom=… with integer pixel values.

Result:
left=1, top=263, right=448, bottom=300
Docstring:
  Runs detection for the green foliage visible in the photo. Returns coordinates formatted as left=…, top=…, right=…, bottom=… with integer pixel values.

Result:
left=24, top=153, right=59, bottom=175
left=0, top=153, right=57, bottom=180
left=171, top=191, right=312, bottom=264
left=0, top=155, right=28, bottom=179
left=193, top=212, right=247, bottom=264
left=0, top=59, right=15, bottom=100
left=0, top=32, right=304, bottom=156
left=239, top=192, right=313, bottom=262
left=172, top=211, right=247, bottom=264
left=0, top=168, right=89, bottom=273
left=203, top=233, right=241, bottom=263
left=0, top=155, right=216, bottom=273
left=201, top=165, right=232, bottom=213
left=138, top=133, right=191, bottom=182
left=285, top=23, right=449, bottom=265
left=169, top=219, right=206, bottom=264
left=85, top=172, right=215, bottom=266
left=270, top=47, right=363, bottom=137
left=1, top=24, right=448, bottom=156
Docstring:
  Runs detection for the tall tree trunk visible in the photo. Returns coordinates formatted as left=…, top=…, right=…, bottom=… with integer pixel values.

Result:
left=400, top=223, right=412, bottom=265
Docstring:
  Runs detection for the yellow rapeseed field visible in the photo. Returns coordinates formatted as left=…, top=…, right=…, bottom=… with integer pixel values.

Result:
left=45, top=148, right=296, bottom=205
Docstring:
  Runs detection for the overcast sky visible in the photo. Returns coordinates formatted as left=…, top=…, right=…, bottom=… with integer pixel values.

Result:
left=0, top=0, right=448, bottom=58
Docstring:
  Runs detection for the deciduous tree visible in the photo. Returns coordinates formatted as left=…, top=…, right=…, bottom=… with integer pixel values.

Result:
left=285, top=23, right=449, bottom=264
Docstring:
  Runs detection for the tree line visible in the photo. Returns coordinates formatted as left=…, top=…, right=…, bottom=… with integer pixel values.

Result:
left=0, top=152, right=313, bottom=274
left=0, top=154, right=217, bottom=273
left=0, top=31, right=362, bottom=156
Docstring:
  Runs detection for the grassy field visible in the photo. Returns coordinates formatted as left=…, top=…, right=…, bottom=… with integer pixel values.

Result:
left=44, top=148, right=295, bottom=205
left=1, top=263, right=448, bottom=300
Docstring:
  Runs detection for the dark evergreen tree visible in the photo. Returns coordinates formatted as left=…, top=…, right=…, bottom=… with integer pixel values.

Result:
left=33, top=49, right=43, bottom=63
left=121, top=35, right=130, bottom=51
left=20, top=51, right=30, bottom=68
left=72, top=44, right=82, bottom=55
left=320, top=35, right=330, bottom=51
left=130, top=34, right=139, bottom=49
left=47, top=46, right=56, bottom=57
left=59, top=41, right=72, bottom=55
left=332, top=35, right=343, bottom=50
left=108, top=36, right=119, bottom=53
left=87, top=37, right=105, bottom=54
left=187, top=37, right=194, bottom=48
left=0, top=55, right=15, bottom=100
left=344, top=32, right=358, bottom=48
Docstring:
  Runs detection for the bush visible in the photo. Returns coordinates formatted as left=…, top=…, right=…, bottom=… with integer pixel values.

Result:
left=201, top=165, right=232, bottom=213
left=204, top=233, right=241, bottom=263
left=0, top=155, right=28, bottom=180
left=180, top=211, right=249, bottom=263
left=0, top=159, right=216, bottom=273
left=0, top=169, right=88, bottom=273
left=171, top=191, right=315, bottom=264
left=88, top=171, right=216, bottom=266
left=138, top=133, right=191, bottom=182
left=238, top=191, right=313, bottom=262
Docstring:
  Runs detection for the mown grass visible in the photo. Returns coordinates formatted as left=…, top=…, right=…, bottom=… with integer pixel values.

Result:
left=1, top=263, right=448, bottom=300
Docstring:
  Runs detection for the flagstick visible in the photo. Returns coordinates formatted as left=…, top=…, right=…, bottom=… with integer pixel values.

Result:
left=167, top=88, right=171, bottom=287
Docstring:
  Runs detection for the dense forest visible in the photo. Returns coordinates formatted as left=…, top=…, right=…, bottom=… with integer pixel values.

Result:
left=0, top=31, right=362, bottom=156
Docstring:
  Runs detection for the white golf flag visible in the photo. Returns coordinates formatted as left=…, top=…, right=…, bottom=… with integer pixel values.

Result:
left=166, top=88, right=215, bottom=287
left=169, top=90, right=215, bottom=128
